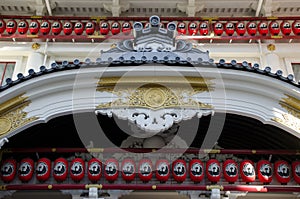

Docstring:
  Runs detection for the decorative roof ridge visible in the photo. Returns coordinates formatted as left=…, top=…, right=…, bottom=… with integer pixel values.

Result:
left=0, top=59, right=299, bottom=93
left=98, top=15, right=212, bottom=64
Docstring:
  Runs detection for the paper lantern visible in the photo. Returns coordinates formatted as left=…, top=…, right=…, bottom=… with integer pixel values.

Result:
left=40, top=20, right=51, bottom=35
left=74, top=21, right=84, bottom=35
left=188, top=21, right=198, bottom=35
left=88, top=158, right=102, bottom=183
left=18, top=158, right=34, bottom=182
left=177, top=22, right=186, bottom=35
left=274, top=160, right=290, bottom=184
left=257, top=160, right=272, bottom=184
left=240, top=160, right=255, bottom=183
left=0, top=19, right=6, bottom=34
left=122, top=21, right=131, bottom=35
left=223, top=159, right=238, bottom=183
left=1, top=159, right=17, bottom=182
left=292, top=161, right=300, bottom=184
left=29, top=20, right=40, bottom=35
left=6, top=20, right=17, bottom=34
left=213, top=22, right=224, bottom=36
left=199, top=21, right=209, bottom=35
left=70, top=158, right=85, bottom=182
left=121, top=159, right=135, bottom=182
left=104, top=158, right=118, bottom=182
left=53, top=157, right=68, bottom=182
left=111, top=21, right=121, bottom=35
left=206, top=159, right=221, bottom=183
left=63, top=21, right=73, bottom=35
left=138, top=159, right=153, bottom=182
left=155, top=159, right=170, bottom=182
left=172, top=159, right=187, bottom=183
left=269, top=21, right=280, bottom=36
left=236, top=21, right=246, bottom=36
left=292, top=21, right=300, bottom=35
left=100, top=21, right=110, bottom=35
left=52, top=21, right=62, bottom=35
left=17, top=20, right=28, bottom=34
left=246, top=21, right=257, bottom=36
left=189, top=159, right=204, bottom=183
left=258, top=21, right=268, bottom=36
left=256, top=160, right=273, bottom=184
left=225, top=22, right=235, bottom=36
left=36, top=158, right=51, bottom=182
left=85, top=21, right=95, bottom=35
left=280, top=21, right=292, bottom=36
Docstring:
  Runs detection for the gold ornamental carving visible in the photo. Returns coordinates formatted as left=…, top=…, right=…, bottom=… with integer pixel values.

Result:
left=272, top=94, right=300, bottom=133
left=96, top=76, right=214, bottom=110
left=0, top=94, right=37, bottom=136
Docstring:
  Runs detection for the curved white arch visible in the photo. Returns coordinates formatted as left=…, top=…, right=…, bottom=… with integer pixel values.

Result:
left=0, top=65, right=299, bottom=139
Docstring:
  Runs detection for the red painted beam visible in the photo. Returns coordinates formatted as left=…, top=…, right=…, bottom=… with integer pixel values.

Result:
left=2, top=184, right=300, bottom=192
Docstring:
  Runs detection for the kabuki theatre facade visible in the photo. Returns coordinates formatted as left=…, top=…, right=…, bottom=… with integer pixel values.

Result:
left=0, top=0, right=300, bottom=199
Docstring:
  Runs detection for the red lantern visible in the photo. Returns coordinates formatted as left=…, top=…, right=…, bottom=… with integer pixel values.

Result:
left=274, top=160, right=290, bottom=184
left=17, top=20, right=28, bottom=34
left=188, top=21, right=198, bottom=35
left=177, top=22, right=186, bottom=35
left=199, top=21, right=209, bottom=36
left=206, top=159, right=221, bottom=183
left=292, top=21, right=300, bottom=35
left=236, top=22, right=246, bottom=36
left=111, top=21, right=121, bottom=35
left=121, top=159, right=135, bottom=182
left=246, top=21, right=257, bottom=36
left=104, top=158, right=118, bottom=182
left=40, top=20, right=51, bottom=35
left=155, top=159, right=170, bottom=182
left=53, top=157, right=68, bottom=182
left=257, top=160, right=272, bottom=184
left=70, top=158, right=85, bottom=182
left=36, top=158, right=51, bottom=182
left=0, top=19, right=6, bottom=34
left=225, top=22, right=235, bottom=36
left=189, top=159, right=204, bottom=183
left=63, top=21, right=73, bottom=35
left=172, top=159, right=187, bottom=183
left=240, top=160, right=255, bottom=183
left=74, top=21, right=84, bottom=35
left=29, top=20, right=40, bottom=35
left=85, top=21, right=95, bottom=35
left=122, top=21, right=131, bottom=35
left=280, top=21, right=292, bottom=36
left=258, top=21, right=268, bottom=36
left=1, top=159, right=17, bottom=182
left=18, top=158, right=34, bottom=182
left=100, top=21, right=110, bottom=35
left=292, top=161, right=300, bottom=184
left=52, top=21, right=62, bottom=35
left=6, top=20, right=17, bottom=34
left=269, top=21, right=280, bottom=36
left=138, top=159, right=153, bottom=182
left=88, top=158, right=102, bottom=183
left=213, top=22, right=224, bottom=36
left=223, top=159, right=238, bottom=184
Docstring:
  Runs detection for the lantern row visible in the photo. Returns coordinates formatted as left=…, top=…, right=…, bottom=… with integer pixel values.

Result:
left=0, top=19, right=300, bottom=37
left=1, top=158, right=300, bottom=185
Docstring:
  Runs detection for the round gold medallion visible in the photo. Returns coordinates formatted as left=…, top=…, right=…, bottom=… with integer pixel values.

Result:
left=0, top=118, right=11, bottom=135
left=144, top=88, right=166, bottom=108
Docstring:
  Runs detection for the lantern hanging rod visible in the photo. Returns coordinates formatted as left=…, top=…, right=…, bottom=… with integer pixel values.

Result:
left=2, top=148, right=300, bottom=155
left=1, top=15, right=300, bottom=21
left=1, top=183, right=300, bottom=192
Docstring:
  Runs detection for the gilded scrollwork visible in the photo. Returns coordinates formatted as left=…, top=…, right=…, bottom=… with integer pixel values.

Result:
left=0, top=94, right=37, bottom=136
left=272, top=94, right=300, bottom=133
